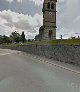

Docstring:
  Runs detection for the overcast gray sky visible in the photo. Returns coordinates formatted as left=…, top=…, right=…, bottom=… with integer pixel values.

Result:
left=0, top=0, right=80, bottom=39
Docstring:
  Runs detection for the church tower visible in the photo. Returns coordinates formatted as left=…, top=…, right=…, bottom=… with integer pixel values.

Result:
left=42, top=0, right=57, bottom=40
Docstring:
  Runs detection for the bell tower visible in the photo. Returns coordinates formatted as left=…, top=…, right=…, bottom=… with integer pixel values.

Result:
left=42, top=0, right=57, bottom=40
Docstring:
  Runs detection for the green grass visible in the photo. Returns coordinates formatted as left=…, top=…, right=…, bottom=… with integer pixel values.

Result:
left=3, top=38, right=80, bottom=46
left=49, top=39, right=80, bottom=45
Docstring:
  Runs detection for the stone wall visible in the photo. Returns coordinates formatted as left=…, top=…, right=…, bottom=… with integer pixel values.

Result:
left=1, top=44, right=80, bottom=65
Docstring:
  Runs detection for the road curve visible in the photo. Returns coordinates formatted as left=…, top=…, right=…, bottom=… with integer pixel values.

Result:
left=0, top=49, right=80, bottom=92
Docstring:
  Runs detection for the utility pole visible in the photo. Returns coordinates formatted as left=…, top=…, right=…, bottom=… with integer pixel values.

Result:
left=60, top=35, right=62, bottom=39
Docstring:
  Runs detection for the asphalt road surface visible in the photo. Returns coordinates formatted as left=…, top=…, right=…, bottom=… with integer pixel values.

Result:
left=0, top=49, right=80, bottom=92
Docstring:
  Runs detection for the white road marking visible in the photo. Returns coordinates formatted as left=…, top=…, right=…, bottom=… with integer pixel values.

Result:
left=20, top=52, right=80, bottom=75
left=0, top=53, right=12, bottom=56
left=45, top=60, right=80, bottom=75
left=0, top=50, right=80, bottom=75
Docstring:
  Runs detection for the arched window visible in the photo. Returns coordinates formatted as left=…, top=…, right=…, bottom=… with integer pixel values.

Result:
left=47, top=2, right=50, bottom=9
left=51, top=3, right=54, bottom=9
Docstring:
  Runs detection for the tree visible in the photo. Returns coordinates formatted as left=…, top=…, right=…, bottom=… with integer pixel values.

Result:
left=0, top=35, right=11, bottom=44
left=21, top=31, right=26, bottom=43
left=0, top=35, right=3, bottom=44
left=10, top=31, right=21, bottom=43
left=3, top=35, right=11, bottom=43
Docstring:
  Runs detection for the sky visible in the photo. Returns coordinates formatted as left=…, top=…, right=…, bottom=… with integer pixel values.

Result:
left=0, top=0, right=80, bottom=39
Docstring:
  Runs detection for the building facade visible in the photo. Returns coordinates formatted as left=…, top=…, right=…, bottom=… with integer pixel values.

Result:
left=35, top=0, right=57, bottom=40
left=35, top=26, right=44, bottom=41
left=42, top=0, right=57, bottom=40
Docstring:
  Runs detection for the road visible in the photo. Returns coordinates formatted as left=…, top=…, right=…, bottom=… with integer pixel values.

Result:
left=0, top=49, right=80, bottom=92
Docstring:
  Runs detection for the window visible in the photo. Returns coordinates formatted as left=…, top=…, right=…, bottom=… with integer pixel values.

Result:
left=51, top=3, right=54, bottom=9
left=47, top=2, right=50, bottom=9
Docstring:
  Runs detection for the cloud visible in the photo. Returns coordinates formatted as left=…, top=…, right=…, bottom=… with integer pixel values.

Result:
left=6, top=0, right=43, bottom=5
left=57, top=0, right=80, bottom=38
left=0, top=10, right=43, bottom=39
left=6, top=0, right=13, bottom=3
left=0, top=0, right=80, bottom=39
left=0, top=0, right=42, bottom=15
left=73, top=16, right=80, bottom=31
left=6, top=0, right=22, bottom=3
left=5, top=0, right=44, bottom=6
left=30, top=0, right=43, bottom=6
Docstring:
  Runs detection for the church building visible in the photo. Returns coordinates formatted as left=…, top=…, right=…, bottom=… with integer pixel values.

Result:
left=35, top=0, right=57, bottom=40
